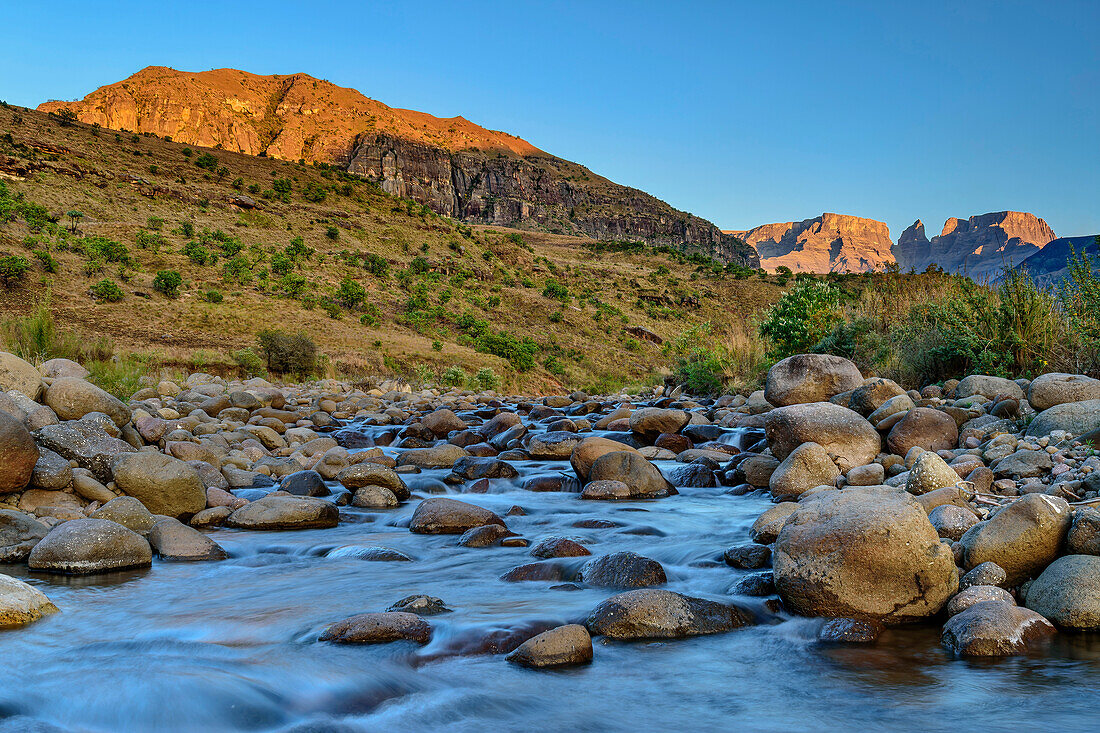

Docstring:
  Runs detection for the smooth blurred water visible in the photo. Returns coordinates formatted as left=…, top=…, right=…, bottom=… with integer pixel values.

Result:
left=2, top=416, right=1099, bottom=732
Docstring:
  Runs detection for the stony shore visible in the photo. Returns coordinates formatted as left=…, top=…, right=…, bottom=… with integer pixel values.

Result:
left=2, top=349, right=1099, bottom=664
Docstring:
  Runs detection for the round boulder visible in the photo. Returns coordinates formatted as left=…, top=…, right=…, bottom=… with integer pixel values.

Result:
left=569, top=436, right=640, bottom=482
left=941, top=600, right=1054, bottom=656
left=0, top=509, right=49, bottom=562
left=628, top=408, right=689, bottom=440
left=111, top=451, right=206, bottom=519
left=337, top=463, right=409, bottom=501
left=586, top=589, right=753, bottom=640
left=27, top=518, right=152, bottom=574
left=0, top=574, right=59, bottom=628
left=587, top=451, right=674, bottom=499
left=955, top=375, right=1024, bottom=402
left=1025, top=400, right=1100, bottom=438
left=0, top=351, right=42, bottom=399
left=319, top=611, right=431, bottom=644
left=1028, top=373, right=1100, bottom=411
left=44, top=377, right=131, bottom=427
left=764, top=402, right=881, bottom=472
left=848, top=378, right=906, bottom=416
left=148, top=517, right=228, bottom=561
left=764, top=354, right=863, bottom=407
left=580, top=551, right=666, bottom=588
left=506, top=624, right=593, bottom=668
left=0, top=410, right=37, bottom=494
left=959, top=493, right=1071, bottom=585
left=887, top=408, right=959, bottom=456
left=774, top=487, right=958, bottom=624
left=409, top=497, right=505, bottom=534
left=225, top=495, right=339, bottom=530
left=768, top=441, right=839, bottom=501
left=1024, top=554, right=1100, bottom=630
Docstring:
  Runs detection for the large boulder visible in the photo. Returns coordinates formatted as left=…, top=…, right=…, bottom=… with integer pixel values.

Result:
left=764, top=354, right=863, bottom=407
left=886, top=408, right=958, bottom=455
left=959, top=494, right=1071, bottom=585
left=941, top=600, right=1055, bottom=656
left=31, top=447, right=72, bottom=491
left=0, top=574, right=58, bottom=628
left=148, top=517, right=228, bottom=561
left=586, top=589, right=753, bottom=639
left=1026, top=400, right=1100, bottom=438
left=1027, top=373, right=1100, bottom=411
left=0, top=509, right=49, bottom=562
left=527, top=431, right=582, bottom=460
left=587, top=451, right=674, bottom=498
left=848, top=378, right=906, bottom=416
left=44, top=377, right=131, bottom=427
left=0, top=410, right=37, bottom=494
left=750, top=502, right=799, bottom=544
left=34, top=420, right=136, bottom=483
left=225, top=495, right=339, bottom=530
left=409, top=497, right=505, bottom=534
left=774, top=487, right=958, bottom=624
left=336, top=463, right=409, bottom=500
left=1024, top=554, right=1100, bottom=630
left=0, top=351, right=42, bottom=399
left=580, top=551, right=666, bottom=588
left=628, top=408, right=689, bottom=440
left=319, top=611, right=431, bottom=644
left=91, top=496, right=156, bottom=534
left=27, top=518, right=152, bottom=574
left=506, top=624, right=593, bottom=668
left=906, top=451, right=962, bottom=495
left=396, top=444, right=469, bottom=469
left=421, top=408, right=466, bottom=437
left=955, top=375, right=1024, bottom=401
left=39, top=358, right=89, bottom=380
left=768, top=442, right=839, bottom=501
left=764, top=402, right=881, bottom=472
left=569, top=436, right=640, bottom=482
left=1067, top=507, right=1100, bottom=555
left=111, top=451, right=206, bottom=519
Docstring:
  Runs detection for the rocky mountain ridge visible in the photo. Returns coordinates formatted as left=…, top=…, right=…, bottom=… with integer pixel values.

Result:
left=40, top=67, right=758, bottom=267
left=728, top=213, right=895, bottom=273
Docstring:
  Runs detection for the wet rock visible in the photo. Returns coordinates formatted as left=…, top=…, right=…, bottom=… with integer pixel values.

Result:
left=190, top=506, right=231, bottom=528
left=148, top=517, right=228, bottom=561
left=352, top=485, right=399, bottom=508
left=569, top=436, right=641, bottom=482
left=764, top=403, right=881, bottom=472
left=750, top=502, right=799, bottom=544
left=960, top=562, right=1008, bottom=590
left=1026, top=400, right=1100, bottom=438
left=111, top=451, right=206, bottom=519
left=396, top=444, right=469, bottom=469
left=409, top=497, right=505, bottom=534
left=530, top=537, right=590, bottom=558
left=500, top=561, right=570, bottom=582
left=34, top=420, right=136, bottom=483
left=730, top=572, right=775, bottom=596
left=724, top=544, right=771, bottom=569
left=628, top=408, right=689, bottom=440
left=740, top=454, right=780, bottom=487
left=906, top=451, right=962, bottom=495
left=91, top=496, right=156, bottom=534
left=1067, top=507, right=1100, bottom=555
left=458, top=524, right=513, bottom=547
left=337, top=463, right=409, bottom=501
left=586, top=589, right=754, bottom=639
left=43, top=377, right=131, bottom=427
left=225, top=495, right=339, bottom=530
left=27, top=518, right=152, bottom=574
left=319, top=612, right=431, bottom=645
left=0, top=351, right=43, bottom=398
left=946, top=585, right=1015, bottom=616
left=769, top=442, right=839, bottom=501
left=30, top=448, right=71, bottom=491
left=0, top=410, right=38, bottom=494
left=1027, top=373, right=1100, bottom=411
left=421, top=409, right=466, bottom=436
left=929, top=504, right=979, bottom=541
left=887, top=408, right=958, bottom=456
left=0, top=574, right=58, bottom=628
left=451, top=456, right=519, bottom=480
left=654, top=432, right=692, bottom=453
left=325, top=545, right=412, bottom=561
left=941, top=600, right=1054, bottom=656
left=959, top=494, right=1071, bottom=585
left=580, top=551, right=666, bottom=588
left=527, top=431, right=582, bottom=460
left=280, top=470, right=328, bottom=497
left=764, top=354, right=863, bottom=407
left=580, top=479, right=631, bottom=500
left=1024, top=555, right=1100, bottom=629
left=774, top=487, right=958, bottom=624
left=846, top=463, right=884, bottom=487
left=387, top=595, right=451, bottom=615
left=477, top=412, right=522, bottom=440
left=817, top=617, right=883, bottom=644
left=587, top=451, right=674, bottom=498
left=506, top=624, right=593, bottom=669
left=0, top=509, right=49, bottom=562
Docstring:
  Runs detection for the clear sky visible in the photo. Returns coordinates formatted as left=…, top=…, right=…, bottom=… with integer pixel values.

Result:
left=2, top=0, right=1096, bottom=238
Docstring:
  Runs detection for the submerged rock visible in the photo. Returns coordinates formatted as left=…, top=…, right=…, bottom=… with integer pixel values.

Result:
left=586, top=589, right=754, bottom=639
left=506, top=624, right=593, bottom=668
left=226, top=495, right=339, bottom=530
left=409, top=498, right=505, bottom=534
left=0, top=574, right=58, bottom=628
left=580, top=551, right=666, bottom=588
left=941, top=600, right=1054, bottom=656
left=319, top=611, right=431, bottom=644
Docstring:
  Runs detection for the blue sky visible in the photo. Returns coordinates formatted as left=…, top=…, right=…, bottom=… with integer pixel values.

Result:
left=2, top=0, right=1096, bottom=237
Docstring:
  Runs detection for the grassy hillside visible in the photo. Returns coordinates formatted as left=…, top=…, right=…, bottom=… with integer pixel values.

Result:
left=0, top=103, right=784, bottom=393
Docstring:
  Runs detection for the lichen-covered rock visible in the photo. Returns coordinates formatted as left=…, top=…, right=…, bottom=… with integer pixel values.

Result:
left=959, top=494, right=1071, bottom=585
left=887, top=407, right=958, bottom=456
left=0, top=509, right=49, bottom=562
left=0, top=574, right=58, bottom=628
left=906, top=451, right=962, bottom=495
left=111, top=451, right=206, bottom=519
left=1025, top=400, right=1100, bottom=438
left=0, top=351, right=43, bottom=399
left=586, top=589, right=753, bottom=639
left=27, top=518, right=152, bottom=574
left=1027, top=373, right=1100, bottom=411
left=764, top=354, right=863, bottom=407
left=768, top=441, right=839, bottom=501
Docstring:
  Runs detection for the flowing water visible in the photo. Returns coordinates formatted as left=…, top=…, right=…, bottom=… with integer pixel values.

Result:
left=2, top=412, right=1100, bottom=732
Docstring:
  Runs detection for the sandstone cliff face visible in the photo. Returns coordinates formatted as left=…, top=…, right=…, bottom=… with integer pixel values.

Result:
left=892, top=211, right=1056, bottom=280
left=734, top=213, right=894, bottom=273
left=39, top=66, right=758, bottom=267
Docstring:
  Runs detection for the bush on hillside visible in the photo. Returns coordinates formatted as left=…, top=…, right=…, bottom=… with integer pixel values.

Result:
left=759, top=280, right=843, bottom=358
left=0, top=254, right=30, bottom=286
left=257, top=330, right=317, bottom=377
left=90, top=278, right=124, bottom=302
left=153, top=270, right=183, bottom=298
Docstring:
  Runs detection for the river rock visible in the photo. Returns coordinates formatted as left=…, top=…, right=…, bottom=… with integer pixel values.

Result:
left=1027, top=373, right=1100, bottom=411
left=774, top=487, right=958, bottom=624
left=34, top=420, right=136, bottom=483
left=887, top=408, right=958, bottom=456
left=941, top=600, right=1054, bottom=656
left=580, top=551, right=666, bottom=588
left=458, top=523, right=512, bottom=547
left=955, top=375, right=1024, bottom=401
left=44, top=377, right=131, bottom=427
left=929, top=504, right=978, bottom=541
left=387, top=595, right=451, bottom=615
left=280, top=470, right=328, bottom=497
left=724, top=544, right=771, bottom=569
left=946, top=585, right=1015, bottom=616
left=27, top=518, right=152, bottom=574
left=1067, top=507, right=1100, bottom=555
left=111, top=451, right=206, bottom=519
left=586, top=589, right=753, bottom=639
left=906, top=451, right=962, bottom=495
left=764, top=354, right=863, bottom=407
left=91, top=496, right=156, bottom=534
left=451, top=456, right=519, bottom=480
left=409, top=497, right=505, bottom=534
left=225, top=495, right=339, bottom=530
left=587, top=451, right=674, bottom=498
left=764, top=403, right=880, bottom=472
left=1024, top=554, right=1100, bottom=629
left=506, top=624, right=593, bottom=668
left=527, top=431, right=582, bottom=460
left=336, top=463, right=409, bottom=501
left=628, top=407, right=689, bottom=440
left=0, top=574, right=58, bottom=628
left=396, top=444, right=469, bottom=469
left=768, top=442, right=839, bottom=501
left=39, top=358, right=89, bottom=380
left=959, top=494, right=1071, bottom=585
left=817, top=617, right=884, bottom=643
left=319, top=611, right=431, bottom=644
left=570, top=436, right=641, bottom=482
left=30, top=447, right=71, bottom=491
left=848, top=378, right=906, bottom=416
left=960, top=561, right=1009, bottom=590
left=421, top=408, right=466, bottom=436
left=530, top=537, right=591, bottom=558
left=750, top=502, right=799, bottom=544
left=352, top=485, right=399, bottom=508
left=0, top=351, right=42, bottom=399
left=148, top=516, right=228, bottom=561
left=0, top=410, right=37, bottom=493
left=0, top=509, right=49, bottom=562
left=1025, top=400, right=1100, bottom=438
left=580, top=479, right=631, bottom=500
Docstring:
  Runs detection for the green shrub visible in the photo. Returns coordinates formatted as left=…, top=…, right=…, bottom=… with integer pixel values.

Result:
left=152, top=270, right=183, bottom=298
left=542, top=279, right=569, bottom=301
left=336, top=276, right=366, bottom=309
left=232, top=347, right=265, bottom=377
left=257, top=330, right=317, bottom=377
left=441, top=365, right=468, bottom=387
left=34, top=250, right=58, bottom=273
left=321, top=300, right=341, bottom=319
left=279, top=272, right=308, bottom=297
left=202, top=289, right=223, bottom=303
left=759, top=280, right=843, bottom=358
left=194, top=152, right=219, bottom=171
left=182, top=240, right=212, bottom=265
left=222, top=256, right=253, bottom=284
left=472, top=367, right=500, bottom=391
left=409, top=256, right=430, bottom=274
left=303, top=182, right=328, bottom=203
left=431, top=340, right=443, bottom=351
left=90, top=278, right=124, bottom=302
left=285, top=236, right=313, bottom=263
left=80, top=236, right=130, bottom=264
left=0, top=255, right=30, bottom=286
left=476, top=330, right=538, bottom=371
left=362, top=253, right=389, bottom=277
left=135, top=230, right=166, bottom=251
